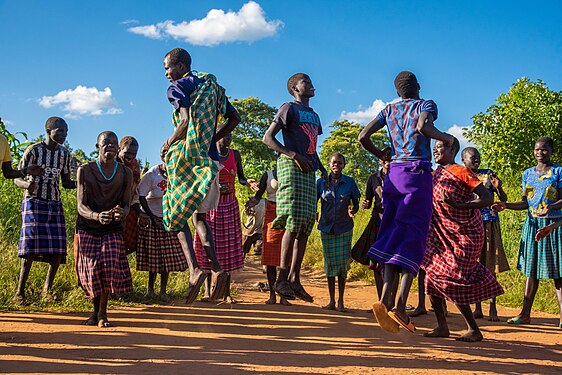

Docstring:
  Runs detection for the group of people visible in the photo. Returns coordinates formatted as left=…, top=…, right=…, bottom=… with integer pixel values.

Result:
left=1, top=48, right=560, bottom=340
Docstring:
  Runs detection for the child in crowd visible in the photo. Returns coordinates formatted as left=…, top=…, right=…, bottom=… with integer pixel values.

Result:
left=358, top=71, right=454, bottom=333
left=493, top=137, right=562, bottom=329
left=137, top=147, right=188, bottom=301
left=246, top=168, right=292, bottom=305
left=461, top=147, right=509, bottom=321
left=118, top=136, right=141, bottom=255
left=422, top=138, right=502, bottom=342
left=14, top=117, right=75, bottom=304
left=162, top=47, right=240, bottom=304
left=75, top=131, right=133, bottom=327
left=317, top=153, right=360, bottom=312
left=263, top=73, right=328, bottom=302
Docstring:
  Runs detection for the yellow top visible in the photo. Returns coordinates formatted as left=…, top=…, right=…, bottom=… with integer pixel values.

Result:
left=0, top=134, right=12, bottom=163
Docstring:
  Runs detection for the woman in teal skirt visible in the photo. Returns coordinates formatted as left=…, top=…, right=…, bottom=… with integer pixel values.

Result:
left=317, top=153, right=360, bottom=312
left=493, top=137, right=562, bottom=328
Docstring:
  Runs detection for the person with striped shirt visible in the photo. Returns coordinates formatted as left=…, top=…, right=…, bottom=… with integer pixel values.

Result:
left=13, top=117, right=76, bottom=305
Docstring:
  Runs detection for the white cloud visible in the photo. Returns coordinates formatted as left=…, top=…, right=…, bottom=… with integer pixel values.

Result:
left=446, top=124, right=474, bottom=152
left=121, top=19, right=139, bottom=25
left=127, top=1, right=283, bottom=46
left=38, top=86, right=123, bottom=118
left=339, top=98, right=400, bottom=125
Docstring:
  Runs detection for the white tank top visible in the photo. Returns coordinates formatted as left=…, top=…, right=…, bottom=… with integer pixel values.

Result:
left=266, top=170, right=278, bottom=202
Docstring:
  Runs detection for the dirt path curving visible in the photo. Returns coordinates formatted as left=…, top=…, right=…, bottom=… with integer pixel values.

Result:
left=1, top=258, right=561, bottom=374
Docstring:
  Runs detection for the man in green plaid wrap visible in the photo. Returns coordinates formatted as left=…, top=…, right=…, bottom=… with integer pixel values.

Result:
left=162, top=48, right=240, bottom=304
left=263, top=73, right=328, bottom=302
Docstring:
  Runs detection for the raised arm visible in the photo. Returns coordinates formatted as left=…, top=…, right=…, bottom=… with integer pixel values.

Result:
left=215, top=104, right=241, bottom=141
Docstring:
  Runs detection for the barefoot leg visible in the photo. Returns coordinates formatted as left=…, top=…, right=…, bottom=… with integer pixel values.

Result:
left=473, top=302, right=484, bottom=319
left=15, top=255, right=34, bottom=303
left=97, top=292, right=112, bottom=328
left=324, top=276, right=336, bottom=309
left=337, top=275, right=347, bottom=312
left=265, top=266, right=277, bottom=304
left=424, top=295, right=450, bottom=338
left=456, top=303, right=483, bottom=342
left=488, top=297, right=500, bottom=321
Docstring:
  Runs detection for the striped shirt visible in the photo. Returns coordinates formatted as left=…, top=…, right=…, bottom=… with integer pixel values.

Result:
left=19, top=142, right=71, bottom=201
left=376, top=99, right=438, bottom=162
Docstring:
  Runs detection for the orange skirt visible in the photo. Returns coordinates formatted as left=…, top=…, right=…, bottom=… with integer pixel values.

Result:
left=261, top=200, right=285, bottom=266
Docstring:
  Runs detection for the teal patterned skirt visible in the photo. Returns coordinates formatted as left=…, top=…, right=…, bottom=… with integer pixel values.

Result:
left=518, top=215, right=562, bottom=279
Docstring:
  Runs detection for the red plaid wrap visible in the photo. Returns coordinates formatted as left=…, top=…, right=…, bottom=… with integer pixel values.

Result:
left=194, top=193, right=244, bottom=272
left=422, top=166, right=504, bottom=305
left=261, top=200, right=285, bottom=266
left=136, top=221, right=188, bottom=273
left=75, top=230, right=133, bottom=297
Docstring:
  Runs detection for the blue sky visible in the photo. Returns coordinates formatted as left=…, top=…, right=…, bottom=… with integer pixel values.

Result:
left=1, top=0, right=561, bottom=169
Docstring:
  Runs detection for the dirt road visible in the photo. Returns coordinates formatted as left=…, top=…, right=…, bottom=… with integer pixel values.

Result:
left=1, top=259, right=561, bottom=374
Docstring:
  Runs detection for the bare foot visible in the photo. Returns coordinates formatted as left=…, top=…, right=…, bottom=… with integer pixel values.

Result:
left=424, top=327, right=450, bottom=338
left=82, top=314, right=98, bottom=326
left=456, top=330, right=483, bottom=342
left=41, top=290, right=55, bottom=303
left=265, top=295, right=276, bottom=305
left=322, top=302, right=336, bottom=310
left=409, top=307, right=427, bottom=317
left=280, top=298, right=292, bottom=306
left=473, top=310, right=484, bottom=319
left=159, top=293, right=171, bottom=303
left=337, top=305, right=349, bottom=313
left=488, top=306, right=500, bottom=321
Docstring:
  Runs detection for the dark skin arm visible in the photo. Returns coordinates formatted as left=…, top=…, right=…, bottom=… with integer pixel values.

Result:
left=490, top=173, right=508, bottom=202
left=441, top=183, right=493, bottom=210
left=139, top=196, right=161, bottom=225
left=233, top=149, right=249, bottom=186
left=263, top=121, right=327, bottom=179
left=358, top=119, right=391, bottom=160
left=61, top=172, right=76, bottom=190
left=349, top=196, right=360, bottom=216
left=1, top=161, right=43, bottom=179
left=215, top=109, right=241, bottom=142
left=165, top=106, right=190, bottom=148
left=246, top=171, right=268, bottom=209
left=416, top=112, right=455, bottom=145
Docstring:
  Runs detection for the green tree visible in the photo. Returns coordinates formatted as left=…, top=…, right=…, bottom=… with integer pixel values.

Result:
left=466, top=78, right=562, bottom=181
left=0, top=117, right=31, bottom=162
left=320, top=119, right=389, bottom=189
left=230, top=97, right=277, bottom=180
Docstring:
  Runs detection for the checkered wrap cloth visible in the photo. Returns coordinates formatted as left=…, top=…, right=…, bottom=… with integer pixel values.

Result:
left=271, top=154, right=316, bottom=236
left=423, top=166, right=504, bottom=305
left=321, top=230, right=353, bottom=278
left=18, top=196, right=67, bottom=263
left=75, top=230, right=133, bottom=297
left=518, top=215, right=562, bottom=279
left=261, top=200, right=285, bottom=266
left=136, top=220, right=188, bottom=273
left=163, top=72, right=228, bottom=232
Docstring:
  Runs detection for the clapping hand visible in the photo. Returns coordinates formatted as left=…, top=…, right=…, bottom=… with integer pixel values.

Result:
left=111, top=205, right=125, bottom=221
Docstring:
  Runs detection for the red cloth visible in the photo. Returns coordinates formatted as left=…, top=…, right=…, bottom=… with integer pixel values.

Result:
left=194, top=193, right=244, bottom=272
left=219, top=149, right=237, bottom=195
left=261, top=200, right=285, bottom=266
left=422, top=165, right=504, bottom=305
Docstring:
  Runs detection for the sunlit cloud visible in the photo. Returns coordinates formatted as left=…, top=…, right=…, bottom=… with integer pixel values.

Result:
left=340, top=98, right=400, bottom=125
left=447, top=124, right=474, bottom=151
left=127, top=1, right=283, bottom=46
left=38, top=86, right=123, bottom=118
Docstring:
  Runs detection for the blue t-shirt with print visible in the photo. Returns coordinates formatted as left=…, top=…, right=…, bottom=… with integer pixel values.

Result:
left=522, top=164, right=562, bottom=218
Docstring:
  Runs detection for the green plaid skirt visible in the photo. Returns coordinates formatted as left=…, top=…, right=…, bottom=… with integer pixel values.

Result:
left=518, top=215, right=562, bottom=279
left=271, top=155, right=316, bottom=236
left=321, top=230, right=353, bottom=278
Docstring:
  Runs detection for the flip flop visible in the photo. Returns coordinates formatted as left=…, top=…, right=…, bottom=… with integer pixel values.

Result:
left=210, top=271, right=228, bottom=302
left=507, top=316, right=531, bottom=325
left=388, top=310, right=416, bottom=333
left=185, top=270, right=206, bottom=305
left=372, top=302, right=400, bottom=334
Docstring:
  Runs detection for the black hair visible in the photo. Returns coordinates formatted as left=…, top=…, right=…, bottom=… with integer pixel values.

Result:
left=45, top=116, right=67, bottom=130
left=287, top=73, right=310, bottom=95
left=96, top=131, right=118, bottom=146
left=119, top=135, right=139, bottom=148
left=165, top=48, right=192, bottom=68
left=535, top=136, right=555, bottom=151
left=461, top=146, right=479, bottom=159
left=394, top=71, right=419, bottom=99
left=451, top=136, right=461, bottom=157
left=330, top=152, right=346, bottom=164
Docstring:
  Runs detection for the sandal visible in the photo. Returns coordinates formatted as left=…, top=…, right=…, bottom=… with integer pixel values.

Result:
left=372, top=302, right=400, bottom=333
left=507, top=316, right=531, bottom=325
left=388, top=310, right=416, bottom=333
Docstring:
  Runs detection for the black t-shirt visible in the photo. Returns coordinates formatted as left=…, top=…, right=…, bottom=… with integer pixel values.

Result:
left=273, top=101, right=322, bottom=171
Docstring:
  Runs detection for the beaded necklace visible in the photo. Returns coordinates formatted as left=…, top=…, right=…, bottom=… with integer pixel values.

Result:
left=96, top=159, right=118, bottom=181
